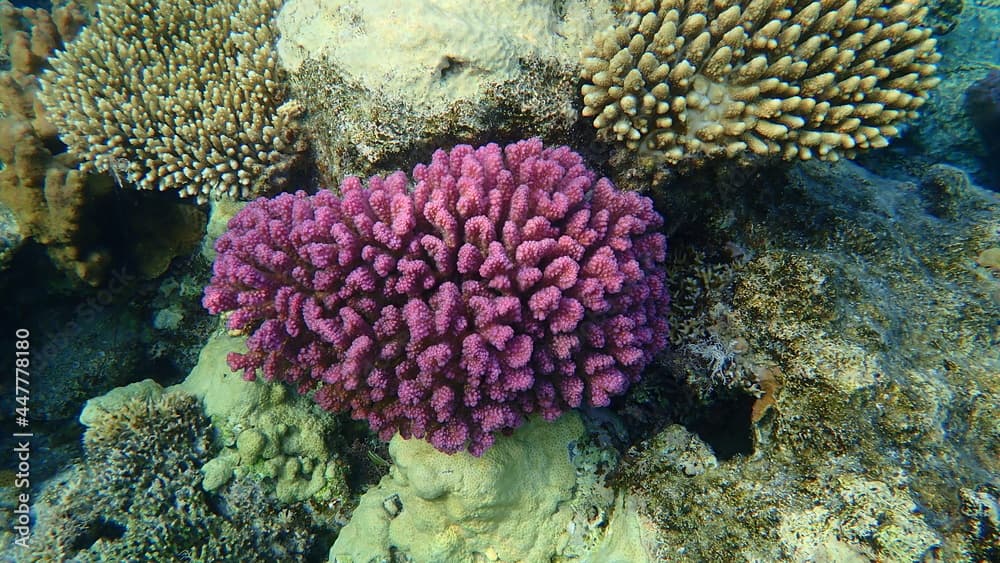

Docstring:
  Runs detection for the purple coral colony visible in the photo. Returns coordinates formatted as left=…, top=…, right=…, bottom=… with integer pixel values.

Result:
left=203, top=138, right=670, bottom=455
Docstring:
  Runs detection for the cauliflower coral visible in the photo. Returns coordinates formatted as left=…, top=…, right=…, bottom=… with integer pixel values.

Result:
left=203, top=139, right=670, bottom=455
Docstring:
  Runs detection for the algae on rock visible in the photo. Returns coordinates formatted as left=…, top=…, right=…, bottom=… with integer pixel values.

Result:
left=617, top=157, right=1000, bottom=561
left=275, top=0, right=616, bottom=180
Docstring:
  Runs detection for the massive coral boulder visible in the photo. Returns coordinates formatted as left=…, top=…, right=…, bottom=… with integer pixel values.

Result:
left=331, top=412, right=655, bottom=563
left=275, top=0, right=616, bottom=179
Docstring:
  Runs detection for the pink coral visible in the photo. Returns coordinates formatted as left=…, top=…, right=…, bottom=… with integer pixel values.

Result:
left=203, top=139, right=670, bottom=455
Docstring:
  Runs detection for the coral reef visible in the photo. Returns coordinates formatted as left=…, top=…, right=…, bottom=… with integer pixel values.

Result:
left=203, top=139, right=670, bottom=455
left=25, top=387, right=334, bottom=561
left=179, top=334, right=351, bottom=505
left=864, top=1, right=1000, bottom=188
left=143, top=261, right=219, bottom=372
left=0, top=1, right=210, bottom=285
left=276, top=0, right=615, bottom=179
left=0, top=0, right=112, bottom=284
left=614, top=157, right=999, bottom=560
left=966, top=69, right=1000, bottom=185
left=39, top=0, right=307, bottom=203
left=331, top=412, right=655, bottom=563
left=581, top=0, right=942, bottom=165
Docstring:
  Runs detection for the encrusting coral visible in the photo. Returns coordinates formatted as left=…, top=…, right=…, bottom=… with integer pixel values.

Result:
left=203, top=139, right=671, bottom=456
left=581, top=0, right=942, bottom=165
left=28, top=389, right=334, bottom=561
left=39, top=0, right=307, bottom=203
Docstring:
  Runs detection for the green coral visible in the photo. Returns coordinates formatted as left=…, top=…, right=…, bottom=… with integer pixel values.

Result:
left=331, top=412, right=655, bottom=563
left=179, top=333, right=350, bottom=504
left=617, top=157, right=999, bottom=560
left=27, top=388, right=334, bottom=561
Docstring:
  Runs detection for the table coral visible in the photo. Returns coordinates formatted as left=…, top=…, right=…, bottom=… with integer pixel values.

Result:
left=39, top=0, right=307, bottom=203
left=581, top=0, right=942, bottom=165
left=203, top=139, right=671, bottom=456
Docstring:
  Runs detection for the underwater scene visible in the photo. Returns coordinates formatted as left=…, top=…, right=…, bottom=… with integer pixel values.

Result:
left=0, top=0, right=997, bottom=561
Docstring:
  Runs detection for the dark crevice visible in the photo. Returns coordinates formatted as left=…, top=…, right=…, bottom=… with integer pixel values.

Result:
left=686, top=394, right=755, bottom=460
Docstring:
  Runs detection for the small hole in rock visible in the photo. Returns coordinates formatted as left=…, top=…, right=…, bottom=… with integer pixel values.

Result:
left=439, top=56, right=466, bottom=81
left=687, top=394, right=755, bottom=460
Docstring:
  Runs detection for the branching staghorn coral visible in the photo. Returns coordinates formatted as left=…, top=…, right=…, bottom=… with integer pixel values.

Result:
left=581, top=0, right=942, bottom=165
left=39, top=0, right=306, bottom=203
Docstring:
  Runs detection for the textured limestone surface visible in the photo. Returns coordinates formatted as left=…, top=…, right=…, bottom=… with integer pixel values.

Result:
left=330, top=412, right=656, bottom=563
left=275, top=0, right=615, bottom=179
left=619, top=157, right=999, bottom=561
left=278, top=0, right=591, bottom=103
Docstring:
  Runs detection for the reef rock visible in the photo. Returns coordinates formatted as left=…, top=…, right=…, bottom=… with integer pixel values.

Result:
left=275, top=0, right=615, bottom=179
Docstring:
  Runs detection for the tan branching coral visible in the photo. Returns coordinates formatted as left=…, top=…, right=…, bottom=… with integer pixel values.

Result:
left=581, top=0, right=942, bottom=164
left=39, top=0, right=306, bottom=203
left=0, top=1, right=113, bottom=284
